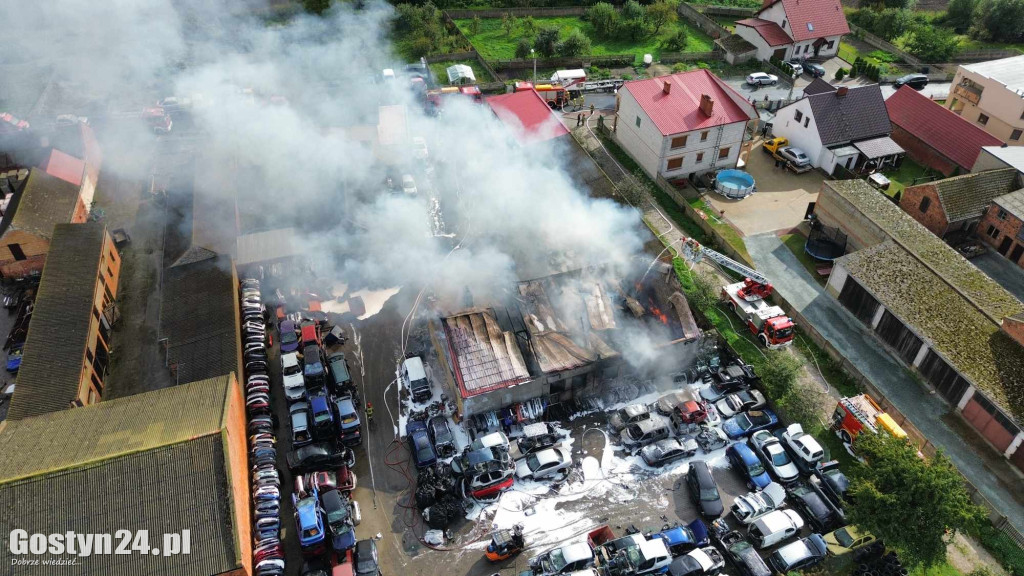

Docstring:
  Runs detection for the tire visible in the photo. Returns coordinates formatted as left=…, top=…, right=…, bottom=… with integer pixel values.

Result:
left=758, top=334, right=769, bottom=347
left=770, top=80, right=777, bottom=85
left=840, top=429, right=853, bottom=445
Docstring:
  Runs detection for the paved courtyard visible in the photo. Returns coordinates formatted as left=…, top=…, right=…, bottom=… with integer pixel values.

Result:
left=703, top=142, right=824, bottom=237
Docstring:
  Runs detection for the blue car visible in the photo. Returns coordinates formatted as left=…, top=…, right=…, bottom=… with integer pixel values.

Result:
left=292, top=486, right=326, bottom=550
left=322, top=489, right=356, bottom=551
left=727, top=442, right=772, bottom=489
left=408, top=420, right=437, bottom=468
left=310, top=392, right=334, bottom=436
left=6, top=349, right=22, bottom=373
left=653, top=518, right=709, bottom=555
left=722, top=409, right=778, bottom=439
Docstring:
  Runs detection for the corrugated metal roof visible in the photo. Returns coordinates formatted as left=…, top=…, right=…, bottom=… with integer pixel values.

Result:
left=622, top=70, right=757, bottom=136
left=235, top=227, right=300, bottom=266
left=7, top=223, right=107, bottom=421
left=442, top=309, right=531, bottom=397
left=0, top=374, right=234, bottom=482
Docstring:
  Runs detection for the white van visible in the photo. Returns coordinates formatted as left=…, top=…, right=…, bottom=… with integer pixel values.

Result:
left=748, top=509, right=804, bottom=549
left=401, top=357, right=431, bottom=402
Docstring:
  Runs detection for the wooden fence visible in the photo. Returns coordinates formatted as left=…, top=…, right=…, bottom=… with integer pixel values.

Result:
left=488, top=54, right=636, bottom=71
left=659, top=50, right=722, bottom=63
left=445, top=6, right=587, bottom=18
left=949, top=49, right=1020, bottom=62
left=677, top=2, right=729, bottom=39
left=698, top=4, right=756, bottom=17
left=848, top=23, right=926, bottom=69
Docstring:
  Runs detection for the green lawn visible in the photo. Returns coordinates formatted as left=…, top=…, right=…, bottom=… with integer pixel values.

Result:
left=883, top=158, right=937, bottom=199
left=454, top=17, right=715, bottom=62
left=780, top=233, right=827, bottom=286
left=427, top=59, right=495, bottom=84
left=712, top=16, right=739, bottom=33
left=956, top=36, right=1024, bottom=54
left=687, top=197, right=751, bottom=263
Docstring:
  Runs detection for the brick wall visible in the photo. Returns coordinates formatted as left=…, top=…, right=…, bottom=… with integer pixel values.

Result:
left=1002, top=316, right=1024, bottom=348
left=890, top=124, right=959, bottom=177
left=899, top=184, right=950, bottom=237
left=978, top=204, right=1024, bottom=268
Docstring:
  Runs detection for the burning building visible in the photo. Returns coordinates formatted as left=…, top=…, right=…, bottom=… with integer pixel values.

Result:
left=434, top=263, right=702, bottom=418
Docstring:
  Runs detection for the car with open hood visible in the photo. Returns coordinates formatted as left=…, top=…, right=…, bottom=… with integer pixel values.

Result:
left=334, top=395, right=361, bottom=446
left=322, top=490, right=356, bottom=551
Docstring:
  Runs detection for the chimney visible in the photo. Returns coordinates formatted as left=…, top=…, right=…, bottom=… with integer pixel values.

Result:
left=663, top=81, right=671, bottom=95
left=836, top=86, right=849, bottom=97
left=699, top=94, right=715, bottom=116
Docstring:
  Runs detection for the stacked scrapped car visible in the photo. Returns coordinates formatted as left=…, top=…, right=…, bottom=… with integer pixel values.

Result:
left=240, top=278, right=285, bottom=576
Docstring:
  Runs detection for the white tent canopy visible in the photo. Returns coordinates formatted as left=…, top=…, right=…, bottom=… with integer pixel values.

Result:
left=447, top=64, right=476, bottom=84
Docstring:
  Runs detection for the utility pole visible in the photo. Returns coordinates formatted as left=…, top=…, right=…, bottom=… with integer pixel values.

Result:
left=531, top=49, right=536, bottom=83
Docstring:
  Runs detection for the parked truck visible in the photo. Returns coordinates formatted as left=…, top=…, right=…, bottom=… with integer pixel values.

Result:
left=514, top=82, right=569, bottom=108
left=832, top=394, right=910, bottom=446
left=762, top=137, right=812, bottom=174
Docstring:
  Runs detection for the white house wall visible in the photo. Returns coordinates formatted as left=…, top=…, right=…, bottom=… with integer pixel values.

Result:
left=659, top=121, right=749, bottom=177
left=772, top=99, right=825, bottom=165
left=734, top=25, right=777, bottom=61
left=615, top=89, right=665, bottom=177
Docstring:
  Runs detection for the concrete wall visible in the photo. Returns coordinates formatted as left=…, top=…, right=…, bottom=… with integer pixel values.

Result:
left=890, top=124, right=960, bottom=176
left=898, top=184, right=951, bottom=237
left=772, top=99, right=825, bottom=165
left=78, top=230, right=121, bottom=405
left=814, top=183, right=889, bottom=251
left=615, top=89, right=665, bottom=178
left=948, top=67, right=1024, bottom=145
left=978, top=202, right=1024, bottom=267
left=972, top=148, right=1019, bottom=173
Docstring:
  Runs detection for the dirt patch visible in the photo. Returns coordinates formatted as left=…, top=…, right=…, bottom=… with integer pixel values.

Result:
left=947, top=532, right=1008, bottom=576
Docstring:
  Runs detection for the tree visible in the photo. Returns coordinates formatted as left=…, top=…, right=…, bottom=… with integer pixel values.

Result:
left=873, top=8, right=914, bottom=41
left=945, top=0, right=978, bottom=32
left=847, top=433, right=988, bottom=567
left=471, top=15, right=481, bottom=35
left=646, top=0, right=679, bottom=35
left=521, top=16, right=536, bottom=36
left=303, top=0, right=331, bottom=15
left=973, top=0, right=1024, bottom=42
left=756, top=350, right=802, bottom=399
left=558, top=29, right=593, bottom=57
left=515, top=37, right=533, bottom=59
left=876, top=0, right=916, bottom=9
left=904, top=24, right=961, bottom=61
left=661, top=27, right=689, bottom=51
left=689, top=272, right=720, bottom=312
left=502, top=12, right=518, bottom=36
left=585, top=2, right=620, bottom=38
left=778, top=381, right=827, bottom=428
left=534, top=26, right=561, bottom=57
left=621, top=0, right=653, bottom=40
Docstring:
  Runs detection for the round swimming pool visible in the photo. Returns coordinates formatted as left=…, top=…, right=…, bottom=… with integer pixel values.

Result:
left=714, top=169, right=756, bottom=199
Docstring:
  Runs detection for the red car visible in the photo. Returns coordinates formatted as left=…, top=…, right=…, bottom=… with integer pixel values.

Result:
left=296, top=467, right=357, bottom=498
left=674, top=400, right=709, bottom=425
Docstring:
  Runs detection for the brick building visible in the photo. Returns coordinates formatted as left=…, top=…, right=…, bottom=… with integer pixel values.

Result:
left=898, top=168, right=1021, bottom=238
left=7, top=223, right=121, bottom=420
left=885, top=86, right=1001, bottom=176
left=0, top=374, right=252, bottom=576
left=978, top=188, right=1024, bottom=267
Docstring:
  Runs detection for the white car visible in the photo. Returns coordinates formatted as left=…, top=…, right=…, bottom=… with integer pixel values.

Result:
left=281, top=352, right=307, bottom=402
left=412, top=137, right=428, bottom=160
left=515, top=447, right=572, bottom=480
left=401, top=174, right=417, bottom=195
left=750, top=430, right=800, bottom=484
left=746, top=72, right=779, bottom=86
left=715, top=389, right=766, bottom=418
left=785, top=60, right=804, bottom=77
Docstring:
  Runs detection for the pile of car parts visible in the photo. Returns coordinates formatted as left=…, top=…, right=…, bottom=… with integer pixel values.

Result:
left=241, top=278, right=286, bottom=576
left=416, top=463, right=464, bottom=528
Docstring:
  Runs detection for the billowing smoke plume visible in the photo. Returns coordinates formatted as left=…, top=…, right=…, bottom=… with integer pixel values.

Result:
left=3, top=0, right=645, bottom=303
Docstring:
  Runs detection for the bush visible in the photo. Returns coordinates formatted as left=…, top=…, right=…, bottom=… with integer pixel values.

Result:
left=661, top=28, right=689, bottom=51
left=946, top=0, right=978, bottom=32
left=533, top=26, right=560, bottom=57
left=671, top=62, right=689, bottom=72
left=557, top=29, right=592, bottom=57
left=973, top=0, right=1024, bottom=42
left=515, top=37, right=533, bottom=59
left=757, top=350, right=803, bottom=399
left=835, top=67, right=848, bottom=80
left=407, top=36, right=435, bottom=58
left=585, top=2, right=619, bottom=37
left=470, top=15, right=481, bottom=35
left=905, top=25, right=960, bottom=61
left=874, top=8, right=914, bottom=40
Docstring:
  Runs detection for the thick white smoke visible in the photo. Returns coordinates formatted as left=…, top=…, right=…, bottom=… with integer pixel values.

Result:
left=3, top=0, right=646, bottom=303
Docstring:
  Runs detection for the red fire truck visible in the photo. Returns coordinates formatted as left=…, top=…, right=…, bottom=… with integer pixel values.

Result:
left=513, top=82, right=569, bottom=108
left=832, top=394, right=909, bottom=445
left=141, top=107, right=172, bottom=134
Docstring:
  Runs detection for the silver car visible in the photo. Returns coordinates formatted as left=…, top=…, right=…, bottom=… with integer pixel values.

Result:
left=779, top=146, right=810, bottom=167
left=609, top=403, right=651, bottom=434
left=749, top=430, right=800, bottom=484
left=515, top=447, right=572, bottom=480
left=746, top=72, right=778, bottom=86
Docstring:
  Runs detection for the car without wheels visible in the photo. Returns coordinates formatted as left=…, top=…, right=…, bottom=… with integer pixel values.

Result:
left=730, top=482, right=787, bottom=525
left=622, top=415, right=672, bottom=451
left=715, top=390, right=766, bottom=418
left=282, top=352, right=307, bottom=402
left=641, top=438, right=698, bottom=467
left=428, top=415, right=456, bottom=457
left=291, top=401, right=313, bottom=447
left=531, top=542, right=594, bottom=575
left=727, top=443, right=771, bottom=490
left=775, top=423, right=825, bottom=474
left=722, top=409, right=778, bottom=439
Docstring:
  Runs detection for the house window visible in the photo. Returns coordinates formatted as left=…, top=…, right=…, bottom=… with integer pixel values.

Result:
left=997, top=208, right=1008, bottom=220
left=667, top=157, right=684, bottom=170
left=795, top=110, right=803, bottom=122
left=987, top=224, right=1000, bottom=239
left=719, top=147, right=730, bottom=159
left=919, top=197, right=931, bottom=213
left=670, top=135, right=688, bottom=149
left=978, top=114, right=989, bottom=125
left=636, top=116, right=642, bottom=128
left=1012, top=129, right=1022, bottom=141
left=827, top=40, right=834, bottom=49
left=8, top=244, right=25, bottom=261
left=700, top=131, right=709, bottom=142
left=804, top=117, right=810, bottom=128
left=782, top=19, right=787, bottom=28
left=696, top=152, right=705, bottom=163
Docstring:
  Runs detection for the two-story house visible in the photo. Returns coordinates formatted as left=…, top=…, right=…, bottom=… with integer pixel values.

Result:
left=948, top=55, right=1024, bottom=146
left=734, top=0, right=850, bottom=62
left=772, top=79, right=902, bottom=175
left=613, top=69, right=757, bottom=182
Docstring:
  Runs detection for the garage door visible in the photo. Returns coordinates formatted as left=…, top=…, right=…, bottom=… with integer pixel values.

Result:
left=874, top=311, right=923, bottom=364
left=918, top=350, right=971, bottom=404
left=962, top=395, right=1018, bottom=453
left=837, top=277, right=880, bottom=325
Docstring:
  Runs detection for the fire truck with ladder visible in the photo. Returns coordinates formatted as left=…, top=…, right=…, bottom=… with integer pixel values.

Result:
left=832, top=394, right=909, bottom=446
left=683, top=238, right=794, bottom=347
left=513, top=82, right=570, bottom=108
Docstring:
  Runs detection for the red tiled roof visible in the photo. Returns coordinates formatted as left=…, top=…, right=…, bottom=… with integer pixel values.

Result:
left=486, top=90, right=569, bottom=145
left=40, top=149, right=84, bottom=187
left=621, top=69, right=756, bottom=136
left=885, top=86, right=1002, bottom=170
left=736, top=18, right=793, bottom=46
left=760, top=0, right=849, bottom=42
